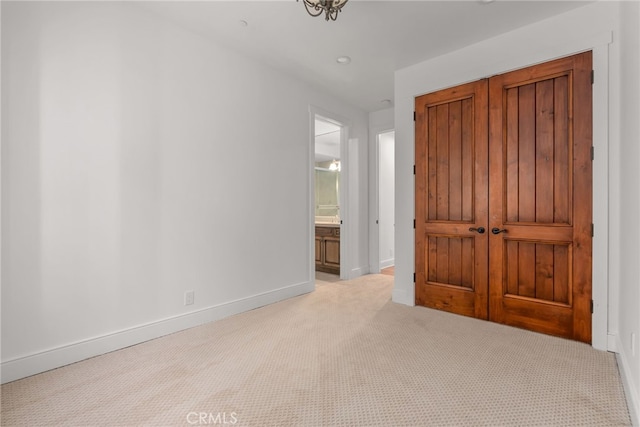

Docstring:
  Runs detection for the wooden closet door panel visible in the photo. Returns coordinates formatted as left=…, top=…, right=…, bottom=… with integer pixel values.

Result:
left=488, top=51, right=593, bottom=343
left=415, top=79, right=489, bottom=319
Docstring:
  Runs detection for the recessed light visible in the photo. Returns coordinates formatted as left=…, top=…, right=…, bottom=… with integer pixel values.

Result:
left=336, top=56, right=351, bottom=65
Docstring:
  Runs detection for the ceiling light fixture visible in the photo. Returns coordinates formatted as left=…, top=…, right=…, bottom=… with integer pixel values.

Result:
left=297, top=0, right=349, bottom=21
left=336, top=56, right=351, bottom=65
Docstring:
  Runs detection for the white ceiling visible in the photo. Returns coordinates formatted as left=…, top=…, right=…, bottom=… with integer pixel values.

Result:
left=138, top=1, right=591, bottom=112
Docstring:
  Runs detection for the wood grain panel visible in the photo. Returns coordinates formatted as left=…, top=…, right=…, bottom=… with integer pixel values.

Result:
left=428, top=236, right=438, bottom=282
left=428, top=106, right=438, bottom=221
left=461, top=237, right=473, bottom=289
left=315, top=237, right=322, bottom=263
left=535, top=243, right=554, bottom=301
left=553, top=245, right=570, bottom=304
left=461, top=98, right=474, bottom=222
left=518, top=84, right=536, bottom=222
left=324, top=237, right=340, bottom=267
left=506, top=240, right=519, bottom=295
left=449, top=101, right=463, bottom=221
left=436, top=104, right=450, bottom=220
left=427, top=236, right=475, bottom=289
left=517, top=241, right=536, bottom=298
left=506, top=88, right=520, bottom=223
left=449, top=237, right=463, bottom=286
left=553, top=76, right=570, bottom=224
left=535, top=80, right=555, bottom=223
left=504, top=241, right=571, bottom=304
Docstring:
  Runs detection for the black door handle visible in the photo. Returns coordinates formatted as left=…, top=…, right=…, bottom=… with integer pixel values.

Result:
left=491, top=227, right=508, bottom=234
left=469, top=227, right=485, bottom=234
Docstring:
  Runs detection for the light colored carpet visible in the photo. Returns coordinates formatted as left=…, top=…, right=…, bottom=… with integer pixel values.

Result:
left=1, top=274, right=631, bottom=426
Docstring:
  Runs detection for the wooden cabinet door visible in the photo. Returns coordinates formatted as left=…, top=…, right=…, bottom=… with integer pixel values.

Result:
left=488, top=52, right=593, bottom=343
left=315, top=236, right=322, bottom=265
left=324, top=236, right=340, bottom=269
left=415, top=79, right=489, bottom=319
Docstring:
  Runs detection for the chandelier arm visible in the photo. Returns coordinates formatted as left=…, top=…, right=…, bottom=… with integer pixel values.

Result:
left=298, top=0, right=348, bottom=21
left=299, top=0, right=324, bottom=18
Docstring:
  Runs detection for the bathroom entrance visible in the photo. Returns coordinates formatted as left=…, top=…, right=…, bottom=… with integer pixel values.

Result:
left=312, top=112, right=347, bottom=280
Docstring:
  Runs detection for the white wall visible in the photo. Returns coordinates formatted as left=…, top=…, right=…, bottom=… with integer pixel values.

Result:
left=394, top=1, right=638, bottom=422
left=617, top=1, right=640, bottom=423
left=0, top=1, right=368, bottom=382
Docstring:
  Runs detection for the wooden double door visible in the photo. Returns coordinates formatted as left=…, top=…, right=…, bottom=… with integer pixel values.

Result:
left=415, top=52, right=593, bottom=343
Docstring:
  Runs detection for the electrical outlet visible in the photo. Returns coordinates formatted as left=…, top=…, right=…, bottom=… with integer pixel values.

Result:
left=184, top=290, right=195, bottom=306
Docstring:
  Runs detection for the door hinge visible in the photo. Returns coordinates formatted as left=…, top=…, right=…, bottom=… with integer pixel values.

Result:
left=591, top=223, right=594, bottom=237
left=591, top=299, right=594, bottom=314
left=413, top=272, right=416, bottom=283
left=413, top=111, right=416, bottom=121
left=413, top=219, right=416, bottom=229
left=591, top=146, right=595, bottom=161
left=591, top=70, right=595, bottom=84
left=413, top=165, right=416, bottom=175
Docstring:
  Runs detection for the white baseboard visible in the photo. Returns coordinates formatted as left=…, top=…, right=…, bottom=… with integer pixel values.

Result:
left=608, top=333, right=619, bottom=353
left=616, top=336, right=640, bottom=427
left=380, top=258, right=394, bottom=269
left=392, top=288, right=413, bottom=306
left=1, top=280, right=314, bottom=384
left=348, top=266, right=366, bottom=280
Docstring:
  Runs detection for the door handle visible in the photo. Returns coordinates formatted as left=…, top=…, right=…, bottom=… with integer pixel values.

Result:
left=491, top=227, right=508, bottom=234
left=468, top=227, right=485, bottom=234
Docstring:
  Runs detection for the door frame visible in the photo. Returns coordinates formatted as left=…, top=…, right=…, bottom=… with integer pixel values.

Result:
left=369, top=126, right=395, bottom=274
left=309, top=105, right=350, bottom=281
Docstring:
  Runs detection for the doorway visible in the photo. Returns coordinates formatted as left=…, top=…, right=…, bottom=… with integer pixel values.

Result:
left=313, top=113, right=347, bottom=281
left=377, top=130, right=395, bottom=275
left=414, top=52, right=593, bottom=343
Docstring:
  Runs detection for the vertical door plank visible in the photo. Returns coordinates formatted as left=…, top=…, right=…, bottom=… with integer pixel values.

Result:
left=535, top=243, right=555, bottom=301
left=428, top=236, right=438, bottom=282
left=436, top=237, right=449, bottom=283
left=461, top=237, right=473, bottom=288
left=428, top=106, right=438, bottom=221
left=535, top=80, right=555, bottom=223
left=449, top=238, right=463, bottom=286
left=461, top=98, right=474, bottom=222
left=518, top=84, right=536, bottom=222
left=506, top=240, right=519, bottom=295
left=553, top=245, right=569, bottom=304
left=518, top=242, right=536, bottom=298
left=436, top=104, right=450, bottom=220
left=449, top=101, right=463, bottom=221
left=506, top=88, right=520, bottom=223
left=554, top=76, right=570, bottom=224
